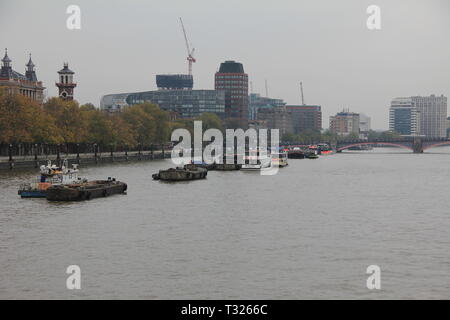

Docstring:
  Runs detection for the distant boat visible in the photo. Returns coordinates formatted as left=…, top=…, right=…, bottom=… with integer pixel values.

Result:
left=271, top=150, right=289, bottom=167
left=241, top=149, right=272, bottom=171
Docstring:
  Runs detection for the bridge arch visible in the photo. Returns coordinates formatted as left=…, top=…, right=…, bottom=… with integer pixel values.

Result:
left=423, top=140, right=450, bottom=151
left=337, top=142, right=413, bottom=152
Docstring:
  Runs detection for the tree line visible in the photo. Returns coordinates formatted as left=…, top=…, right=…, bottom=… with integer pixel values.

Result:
left=0, top=88, right=402, bottom=149
left=0, top=89, right=223, bottom=149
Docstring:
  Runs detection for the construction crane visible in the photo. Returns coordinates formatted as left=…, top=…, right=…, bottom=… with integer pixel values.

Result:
left=179, top=17, right=196, bottom=76
left=265, top=79, right=269, bottom=97
left=300, top=82, right=305, bottom=105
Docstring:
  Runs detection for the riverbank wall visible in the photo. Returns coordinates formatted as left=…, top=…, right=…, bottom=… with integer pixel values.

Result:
left=0, top=150, right=172, bottom=170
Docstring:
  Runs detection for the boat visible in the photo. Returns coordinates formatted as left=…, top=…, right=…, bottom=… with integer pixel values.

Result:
left=287, top=147, right=305, bottom=159
left=305, top=152, right=319, bottom=159
left=18, top=160, right=83, bottom=198
left=241, top=149, right=272, bottom=171
left=214, top=163, right=241, bottom=171
left=152, top=166, right=208, bottom=181
left=46, top=178, right=127, bottom=201
left=317, top=143, right=334, bottom=155
left=189, top=160, right=215, bottom=170
left=271, top=150, right=289, bottom=167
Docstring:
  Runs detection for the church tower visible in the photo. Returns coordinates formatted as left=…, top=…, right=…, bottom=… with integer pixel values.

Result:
left=56, top=63, right=76, bottom=100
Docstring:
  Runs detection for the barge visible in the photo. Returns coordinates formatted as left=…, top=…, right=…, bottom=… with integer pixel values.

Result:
left=46, top=178, right=127, bottom=201
left=152, top=166, right=207, bottom=181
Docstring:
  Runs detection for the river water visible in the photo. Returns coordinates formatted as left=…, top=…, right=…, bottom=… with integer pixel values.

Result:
left=1, top=148, right=450, bottom=299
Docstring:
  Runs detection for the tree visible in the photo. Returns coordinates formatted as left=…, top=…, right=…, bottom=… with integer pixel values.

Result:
left=43, top=98, right=87, bottom=143
left=121, top=105, right=156, bottom=146
left=139, top=103, right=171, bottom=144
left=198, top=113, right=223, bottom=132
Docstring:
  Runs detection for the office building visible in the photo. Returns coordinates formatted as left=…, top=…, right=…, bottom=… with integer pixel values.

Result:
left=257, top=106, right=293, bottom=137
left=412, top=95, right=447, bottom=138
left=329, top=109, right=360, bottom=136
left=248, top=93, right=286, bottom=120
left=100, top=74, right=225, bottom=118
left=389, top=98, right=420, bottom=136
left=286, top=105, right=322, bottom=133
left=214, top=60, right=249, bottom=123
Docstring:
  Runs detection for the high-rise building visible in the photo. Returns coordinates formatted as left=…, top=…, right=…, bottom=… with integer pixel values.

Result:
left=248, top=93, right=286, bottom=120
left=329, top=109, right=360, bottom=136
left=214, top=60, right=249, bottom=124
left=389, top=98, right=420, bottom=136
left=56, top=63, right=76, bottom=101
left=412, top=95, right=447, bottom=138
left=286, top=105, right=322, bottom=133
left=0, top=49, right=45, bottom=103
left=359, top=113, right=371, bottom=137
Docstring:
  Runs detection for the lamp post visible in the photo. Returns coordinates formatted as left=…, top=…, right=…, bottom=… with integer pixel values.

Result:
left=56, top=144, right=61, bottom=166
left=34, top=143, right=38, bottom=168
left=94, top=143, right=98, bottom=164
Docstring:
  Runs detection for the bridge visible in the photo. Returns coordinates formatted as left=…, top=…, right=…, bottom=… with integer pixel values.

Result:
left=283, top=137, right=450, bottom=153
left=335, top=137, right=450, bottom=153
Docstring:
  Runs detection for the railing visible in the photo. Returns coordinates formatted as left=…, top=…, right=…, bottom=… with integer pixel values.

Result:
left=0, top=143, right=172, bottom=160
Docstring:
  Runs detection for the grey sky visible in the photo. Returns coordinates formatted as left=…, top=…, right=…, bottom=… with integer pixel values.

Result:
left=1, top=0, right=449, bottom=129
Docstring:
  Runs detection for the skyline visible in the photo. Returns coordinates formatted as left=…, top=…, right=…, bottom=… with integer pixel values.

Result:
left=1, top=0, right=449, bottom=129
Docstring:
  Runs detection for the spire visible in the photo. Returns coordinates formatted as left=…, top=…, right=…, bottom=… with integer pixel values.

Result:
left=25, top=52, right=38, bottom=82
left=2, top=48, right=11, bottom=67
left=26, top=53, right=35, bottom=71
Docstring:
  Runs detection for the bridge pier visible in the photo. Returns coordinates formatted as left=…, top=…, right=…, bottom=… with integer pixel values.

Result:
left=413, top=138, right=423, bottom=153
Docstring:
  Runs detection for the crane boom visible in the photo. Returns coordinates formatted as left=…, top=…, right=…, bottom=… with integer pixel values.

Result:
left=179, top=17, right=196, bottom=76
left=179, top=17, right=191, bottom=55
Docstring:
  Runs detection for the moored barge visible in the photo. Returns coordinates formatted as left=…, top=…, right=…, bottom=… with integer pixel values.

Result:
left=46, top=178, right=127, bottom=201
left=153, top=166, right=207, bottom=181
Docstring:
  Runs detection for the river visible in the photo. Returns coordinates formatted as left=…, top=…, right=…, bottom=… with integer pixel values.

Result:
left=1, top=148, right=450, bottom=299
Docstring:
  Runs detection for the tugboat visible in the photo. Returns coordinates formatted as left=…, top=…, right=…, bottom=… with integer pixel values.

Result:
left=46, top=178, right=127, bottom=201
left=152, top=166, right=208, bottom=181
left=18, top=160, right=82, bottom=198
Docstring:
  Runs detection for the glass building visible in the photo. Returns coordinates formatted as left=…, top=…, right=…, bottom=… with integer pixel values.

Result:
left=389, top=98, right=420, bottom=136
left=101, top=90, right=225, bottom=118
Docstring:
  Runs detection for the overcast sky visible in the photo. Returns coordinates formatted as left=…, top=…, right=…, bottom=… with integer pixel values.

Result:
left=1, top=0, right=449, bottom=129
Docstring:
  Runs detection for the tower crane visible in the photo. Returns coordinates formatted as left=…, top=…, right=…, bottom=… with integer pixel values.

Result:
left=300, top=82, right=305, bottom=105
left=179, top=17, right=196, bottom=76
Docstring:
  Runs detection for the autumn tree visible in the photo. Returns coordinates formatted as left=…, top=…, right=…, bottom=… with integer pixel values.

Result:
left=43, top=98, right=87, bottom=143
